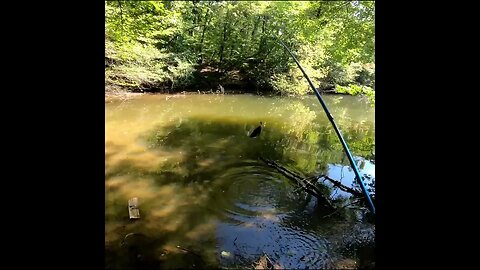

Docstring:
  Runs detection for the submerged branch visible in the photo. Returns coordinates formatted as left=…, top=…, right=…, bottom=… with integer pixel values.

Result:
left=260, top=157, right=374, bottom=215
left=260, top=157, right=335, bottom=210
left=320, top=175, right=364, bottom=197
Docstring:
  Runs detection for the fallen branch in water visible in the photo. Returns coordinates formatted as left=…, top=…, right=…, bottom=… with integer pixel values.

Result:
left=319, top=175, right=364, bottom=197
left=320, top=175, right=375, bottom=210
left=260, top=157, right=374, bottom=215
left=320, top=198, right=363, bottom=219
left=260, top=157, right=335, bottom=210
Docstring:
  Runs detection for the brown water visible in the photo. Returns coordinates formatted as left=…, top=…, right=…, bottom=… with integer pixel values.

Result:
left=105, top=93, right=375, bottom=269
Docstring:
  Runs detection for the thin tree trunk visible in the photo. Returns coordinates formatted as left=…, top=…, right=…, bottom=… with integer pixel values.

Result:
left=251, top=15, right=260, bottom=38
left=190, top=0, right=199, bottom=37
left=118, top=1, right=124, bottom=33
left=257, top=16, right=267, bottom=57
left=228, top=21, right=238, bottom=60
left=218, top=21, right=228, bottom=69
left=199, top=7, right=211, bottom=62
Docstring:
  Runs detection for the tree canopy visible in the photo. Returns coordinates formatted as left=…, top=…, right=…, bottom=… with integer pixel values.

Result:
left=105, top=1, right=374, bottom=100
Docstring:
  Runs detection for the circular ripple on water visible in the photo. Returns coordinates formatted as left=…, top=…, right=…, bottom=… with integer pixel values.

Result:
left=213, top=159, right=301, bottom=222
left=271, top=226, right=332, bottom=269
left=211, top=157, right=363, bottom=269
left=213, top=159, right=333, bottom=269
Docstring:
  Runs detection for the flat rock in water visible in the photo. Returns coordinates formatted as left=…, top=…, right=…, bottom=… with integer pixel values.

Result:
left=128, top=197, right=140, bottom=219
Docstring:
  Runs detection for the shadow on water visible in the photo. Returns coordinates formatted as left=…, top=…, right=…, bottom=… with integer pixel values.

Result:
left=106, top=95, right=375, bottom=269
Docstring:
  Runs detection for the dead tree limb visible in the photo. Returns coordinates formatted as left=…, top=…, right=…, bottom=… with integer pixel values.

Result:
left=260, top=157, right=335, bottom=210
left=320, top=175, right=364, bottom=197
left=260, top=157, right=376, bottom=212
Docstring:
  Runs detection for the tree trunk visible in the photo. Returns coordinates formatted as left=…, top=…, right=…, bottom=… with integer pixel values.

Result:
left=199, top=7, right=211, bottom=62
left=117, top=1, right=124, bottom=33
left=257, top=16, right=267, bottom=56
left=251, top=15, right=260, bottom=38
left=191, top=0, right=199, bottom=37
left=218, top=20, right=229, bottom=69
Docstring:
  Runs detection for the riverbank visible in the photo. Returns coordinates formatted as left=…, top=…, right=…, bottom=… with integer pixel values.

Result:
left=105, top=42, right=373, bottom=98
left=105, top=85, right=364, bottom=105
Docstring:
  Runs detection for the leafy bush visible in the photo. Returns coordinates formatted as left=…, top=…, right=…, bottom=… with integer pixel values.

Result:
left=167, top=57, right=196, bottom=89
left=348, top=63, right=375, bottom=88
left=322, top=60, right=350, bottom=89
left=336, top=84, right=375, bottom=106
left=105, top=39, right=196, bottom=91
left=270, top=61, right=326, bottom=96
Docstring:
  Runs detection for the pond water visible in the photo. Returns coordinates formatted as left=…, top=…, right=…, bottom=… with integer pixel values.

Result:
left=105, top=93, right=375, bottom=269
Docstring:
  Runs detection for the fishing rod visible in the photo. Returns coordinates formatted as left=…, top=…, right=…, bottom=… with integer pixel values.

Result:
left=278, top=40, right=375, bottom=216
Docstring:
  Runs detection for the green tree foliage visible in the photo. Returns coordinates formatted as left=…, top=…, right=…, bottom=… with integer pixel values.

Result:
left=105, top=1, right=374, bottom=103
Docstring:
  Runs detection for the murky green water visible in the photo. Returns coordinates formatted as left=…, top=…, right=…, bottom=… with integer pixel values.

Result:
left=105, top=93, right=375, bottom=269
